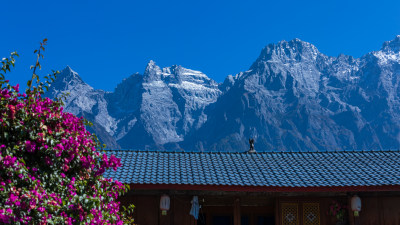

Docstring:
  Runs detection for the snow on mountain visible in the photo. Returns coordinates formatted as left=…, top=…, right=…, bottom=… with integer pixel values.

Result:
left=115, top=61, right=221, bottom=149
left=184, top=36, right=400, bottom=151
left=48, top=62, right=221, bottom=150
left=45, top=66, right=120, bottom=149
left=47, top=36, right=400, bottom=151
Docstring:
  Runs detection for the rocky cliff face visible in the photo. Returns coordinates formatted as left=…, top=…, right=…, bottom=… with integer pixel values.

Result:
left=45, top=66, right=120, bottom=149
left=47, top=62, right=221, bottom=150
left=47, top=36, right=400, bottom=151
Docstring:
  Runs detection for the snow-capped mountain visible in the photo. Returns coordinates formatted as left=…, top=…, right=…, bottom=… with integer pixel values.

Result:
left=47, top=36, right=400, bottom=151
left=47, top=62, right=221, bottom=150
left=45, top=66, right=120, bottom=149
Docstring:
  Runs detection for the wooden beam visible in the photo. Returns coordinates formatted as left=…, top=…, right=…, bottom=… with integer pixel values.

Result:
left=378, top=196, right=384, bottom=225
left=234, top=198, right=241, bottom=225
left=275, top=198, right=279, bottom=225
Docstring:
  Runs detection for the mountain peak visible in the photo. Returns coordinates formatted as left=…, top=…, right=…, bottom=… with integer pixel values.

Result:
left=275, top=38, right=315, bottom=47
left=381, top=35, right=400, bottom=52
left=147, top=60, right=157, bottom=66
left=282, top=38, right=319, bottom=52
left=62, top=65, right=73, bottom=73
left=145, top=60, right=160, bottom=71
left=255, top=38, right=321, bottom=66
left=58, top=66, right=82, bottom=82
left=45, top=36, right=400, bottom=152
left=144, top=60, right=162, bottom=81
left=62, top=65, right=81, bottom=76
left=286, top=37, right=305, bottom=44
left=45, top=65, right=92, bottom=100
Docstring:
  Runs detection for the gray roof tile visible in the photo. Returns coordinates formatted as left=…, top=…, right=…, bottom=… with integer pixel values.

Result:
left=104, top=150, right=400, bottom=188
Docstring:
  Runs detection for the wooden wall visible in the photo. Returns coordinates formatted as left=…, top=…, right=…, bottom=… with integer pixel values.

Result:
left=120, top=195, right=197, bottom=225
left=120, top=194, right=275, bottom=225
left=356, top=196, right=400, bottom=225
left=119, top=192, right=400, bottom=225
left=277, top=195, right=400, bottom=225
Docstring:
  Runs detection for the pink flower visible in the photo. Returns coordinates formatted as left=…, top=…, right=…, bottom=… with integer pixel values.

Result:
left=44, top=156, right=53, bottom=165
left=3, top=156, right=17, bottom=167
left=9, top=193, right=17, bottom=203
left=29, top=200, right=36, bottom=209
left=0, top=214, right=11, bottom=224
left=7, top=105, right=16, bottom=119
left=13, top=84, right=19, bottom=92
left=62, top=164, right=69, bottom=172
left=0, top=82, right=128, bottom=224
left=25, top=140, right=36, bottom=153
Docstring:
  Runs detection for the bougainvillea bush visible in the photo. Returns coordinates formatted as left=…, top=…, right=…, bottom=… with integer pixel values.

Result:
left=327, top=200, right=347, bottom=221
left=0, top=41, right=133, bottom=224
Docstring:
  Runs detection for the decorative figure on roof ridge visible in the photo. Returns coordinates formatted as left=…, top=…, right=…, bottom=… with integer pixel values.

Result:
left=248, top=138, right=256, bottom=153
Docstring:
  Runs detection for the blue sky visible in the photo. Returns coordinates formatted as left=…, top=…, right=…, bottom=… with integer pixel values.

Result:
left=1, top=0, right=400, bottom=91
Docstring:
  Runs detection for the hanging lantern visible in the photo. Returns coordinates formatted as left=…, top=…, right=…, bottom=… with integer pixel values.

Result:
left=351, top=195, right=361, bottom=217
left=160, top=194, right=170, bottom=216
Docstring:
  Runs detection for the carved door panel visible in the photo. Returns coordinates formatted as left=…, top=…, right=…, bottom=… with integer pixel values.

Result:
left=280, top=202, right=320, bottom=225
left=281, top=203, right=299, bottom=225
left=302, top=203, right=320, bottom=225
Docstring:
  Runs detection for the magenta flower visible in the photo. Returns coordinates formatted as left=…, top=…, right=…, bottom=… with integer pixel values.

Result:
left=1, top=71, right=128, bottom=223
left=44, top=156, right=53, bottom=165
left=9, top=193, right=18, bottom=203
left=25, top=140, right=36, bottom=153
left=13, top=84, right=19, bottom=92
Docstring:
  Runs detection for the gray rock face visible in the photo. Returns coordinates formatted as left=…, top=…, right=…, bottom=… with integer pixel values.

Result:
left=47, top=36, right=400, bottom=151
left=185, top=36, right=400, bottom=151
left=45, top=66, right=120, bottom=149
left=47, top=62, right=221, bottom=150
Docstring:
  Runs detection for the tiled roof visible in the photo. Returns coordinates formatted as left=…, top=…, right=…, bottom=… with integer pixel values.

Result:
left=104, top=150, right=400, bottom=188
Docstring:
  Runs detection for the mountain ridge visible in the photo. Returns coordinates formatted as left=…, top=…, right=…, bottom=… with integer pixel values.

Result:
left=46, top=36, right=400, bottom=151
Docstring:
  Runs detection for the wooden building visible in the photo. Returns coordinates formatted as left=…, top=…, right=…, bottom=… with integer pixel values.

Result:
left=105, top=150, right=400, bottom=225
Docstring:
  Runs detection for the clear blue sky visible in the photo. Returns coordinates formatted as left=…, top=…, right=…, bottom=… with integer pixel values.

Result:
left=1, top=0, right=400, bottom=91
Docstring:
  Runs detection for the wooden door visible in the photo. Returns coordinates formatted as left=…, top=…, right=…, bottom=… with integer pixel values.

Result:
left=302, top=203, right=320, bottom=225
left=281, top=203, right=299, bottom=225
left=280, top=202, right=320, bottom=225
